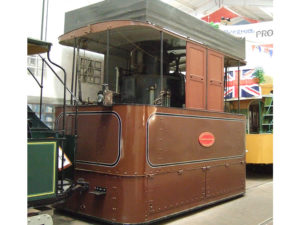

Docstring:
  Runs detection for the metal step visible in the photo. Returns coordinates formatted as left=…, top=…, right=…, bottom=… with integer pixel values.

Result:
left=89, top=187, right=107, bottom=196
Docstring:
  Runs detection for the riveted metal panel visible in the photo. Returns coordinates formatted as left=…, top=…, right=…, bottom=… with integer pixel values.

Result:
left=147, top=113, right=245, bottom=167
left=147, top=169, right=205, bottom=215
left=56, top=105, right=246, bottom=224
left=57, top=112, right=121, bottom=166
left=206, top=159, right=245, bottom=199
left=63, top=171, right=129, bottom=223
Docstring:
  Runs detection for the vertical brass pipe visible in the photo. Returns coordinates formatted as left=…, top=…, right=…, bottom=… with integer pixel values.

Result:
left=105, top=29, right=110, bottom=85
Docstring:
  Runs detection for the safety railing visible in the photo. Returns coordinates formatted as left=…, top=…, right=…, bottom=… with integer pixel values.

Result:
left=28, top=48, right=79, bottom=196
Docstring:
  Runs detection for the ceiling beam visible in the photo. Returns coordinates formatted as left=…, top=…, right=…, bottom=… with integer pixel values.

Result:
left=174, top=0, right=200, bottom=10
left=219, top=0, right=272, bottom=7
left=229, top=6, right=273, bottom=21
left=162, top=0, right=273, bottom=21
left=161, top=0, right=196, bottom=13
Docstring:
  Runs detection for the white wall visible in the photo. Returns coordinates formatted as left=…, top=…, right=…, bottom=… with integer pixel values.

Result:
left=27, top=0, right=104, bottom=103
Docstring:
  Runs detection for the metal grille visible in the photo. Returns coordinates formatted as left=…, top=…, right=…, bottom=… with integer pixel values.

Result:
left=78, top=56, right=102, bottom=85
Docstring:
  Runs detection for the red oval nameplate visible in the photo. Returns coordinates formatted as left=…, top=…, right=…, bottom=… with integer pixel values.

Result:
left=198, top=132, right=215, bottom=147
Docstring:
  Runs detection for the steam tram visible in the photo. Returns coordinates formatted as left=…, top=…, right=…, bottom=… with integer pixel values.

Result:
left=30, top=0, right=247, bottom=224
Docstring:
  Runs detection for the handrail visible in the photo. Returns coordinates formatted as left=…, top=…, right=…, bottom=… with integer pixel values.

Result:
left=27, top=61, right=45, bottom=119
left=46, top=48, right=67, bottom=191
left=27, top=68, right=42, bottom=88
left=38, top=55, right=80, bottom=102
left=39, top=61, right=45, bottom=119
left=28, top=50, right=79, bottom=195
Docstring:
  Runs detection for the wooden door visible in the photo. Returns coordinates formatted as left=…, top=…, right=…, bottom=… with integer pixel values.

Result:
left=185, top=42, right=206, bottom=110
left=207, top=49, right=224, bottom=111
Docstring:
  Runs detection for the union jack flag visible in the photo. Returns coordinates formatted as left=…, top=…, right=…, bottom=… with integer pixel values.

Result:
left=224, top=69, right=261, bottom=99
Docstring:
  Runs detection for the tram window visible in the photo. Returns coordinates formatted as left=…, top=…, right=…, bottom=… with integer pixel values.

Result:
left=104, top=26, right=186, bottom=108
left=74, top=26, right=187, bottom=107
left=74, top=49, right=104, bottom=103
left=249, top=101, right=260, bottom=133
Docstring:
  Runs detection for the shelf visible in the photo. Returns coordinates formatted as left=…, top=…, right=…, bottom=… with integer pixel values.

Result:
left=260, top=131, right=273, bottom=134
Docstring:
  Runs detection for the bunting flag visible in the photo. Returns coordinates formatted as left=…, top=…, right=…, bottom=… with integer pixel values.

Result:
left=252, top=44, right=273, bottom=57
left=224, top=69, right=262, bottom=99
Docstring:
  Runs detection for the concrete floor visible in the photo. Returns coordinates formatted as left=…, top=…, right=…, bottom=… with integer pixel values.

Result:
left=32, top=168, right=273, bottom=225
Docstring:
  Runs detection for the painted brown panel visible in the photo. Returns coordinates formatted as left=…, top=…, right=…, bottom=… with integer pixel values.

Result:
left=186, top=42, right=206, bottom=110
left=63, top=170, right=148, bottom=224
left=207, top=49, right=224, bottom=112
left=75, top=113, right=120, bottom=166
left=147, top=169, right=205, bottom=215
left=148, top=113, right=245, bottom=166
left=206, top=160, right=245, bottom=198
left=56, top=105, right=246, bottom=224
left=56, top=105, right=151, bottom=173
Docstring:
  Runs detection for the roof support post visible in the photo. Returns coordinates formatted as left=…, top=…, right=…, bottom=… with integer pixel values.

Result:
left=74, top=40, right=80, bottom=99
left=224, top=66, right=227, bottom=111
left=160, top=31, right=164, bottom=105
left=39, top=60, right=45, bottom=119
left=238, top=61, right=240, bottom=113
left=71, top=38, right=77, bottom=105
left=40, top=0, right=45, bottom=40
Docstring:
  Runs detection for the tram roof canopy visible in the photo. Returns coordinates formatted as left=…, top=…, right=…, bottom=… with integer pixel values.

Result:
left=60, top=0, right=246, bottom=66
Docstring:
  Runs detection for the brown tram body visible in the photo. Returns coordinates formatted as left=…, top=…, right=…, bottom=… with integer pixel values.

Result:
left=56, top=0, right=246, bottom=224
